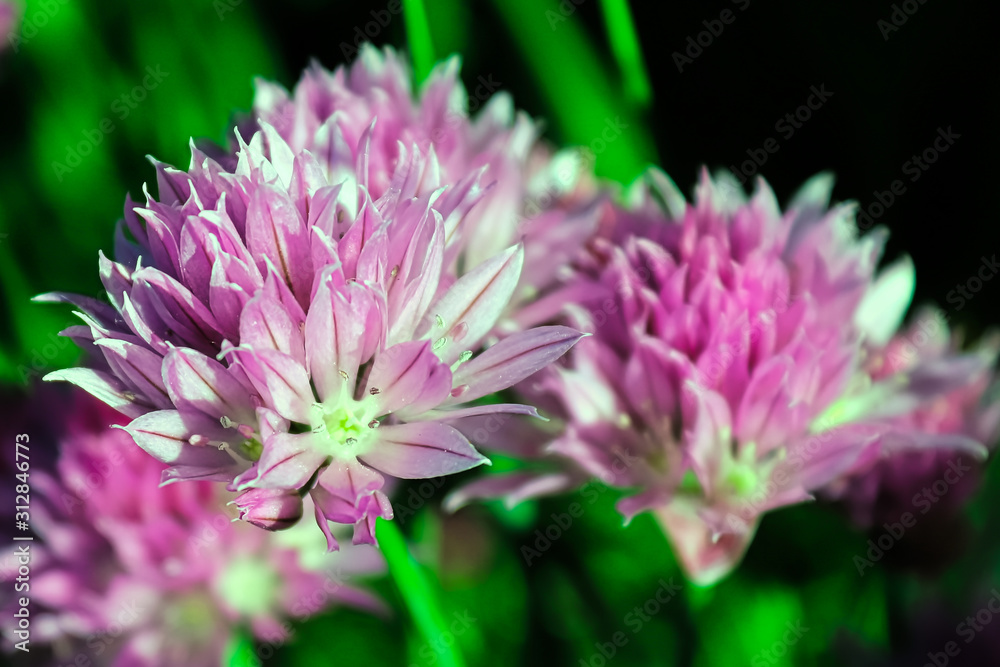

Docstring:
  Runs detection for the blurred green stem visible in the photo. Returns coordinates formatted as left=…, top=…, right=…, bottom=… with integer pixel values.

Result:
left=376, top=518, right=464, bottom=667
left=598, top=0, right=653, bottom=108
left=402, top=0, right=436, bottom=83
left=489, top=0, right=656, bottom=183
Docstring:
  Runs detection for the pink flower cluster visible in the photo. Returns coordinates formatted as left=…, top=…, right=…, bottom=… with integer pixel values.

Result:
left=1, top=389, right=383, bottom=666
left=40, top=44, right=997, bottom=587
left=449, top=169, right=999, bottom=584
left=43, top=46, right=588, bottom=548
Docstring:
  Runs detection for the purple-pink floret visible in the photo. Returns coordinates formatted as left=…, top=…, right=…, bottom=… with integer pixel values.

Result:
left=41, top=45, right=585, bottom=548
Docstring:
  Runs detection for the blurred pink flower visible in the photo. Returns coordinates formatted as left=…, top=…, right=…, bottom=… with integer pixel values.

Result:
left=820, top=308, right=1000, bottom=527
left=41, top=45, right=585, bottom=547
left=0, top=1, right=16, bottom=51
left=1, top=390, right=384, bottom=666
left=449, top=169, right=996, bottom=584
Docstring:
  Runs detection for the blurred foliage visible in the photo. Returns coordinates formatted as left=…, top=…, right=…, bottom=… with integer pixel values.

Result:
left=1, top=1, right=998, bottom=666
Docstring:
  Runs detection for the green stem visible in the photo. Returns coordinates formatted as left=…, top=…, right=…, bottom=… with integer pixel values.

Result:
left=598, top=0, right=653, bottom=108
left=401, top=0, right=436, bottom=84
left=376, top=518, right=464, bottom=667
left=489, top=0, right=657, bottom=184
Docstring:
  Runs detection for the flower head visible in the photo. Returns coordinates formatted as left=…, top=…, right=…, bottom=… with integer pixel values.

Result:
left=0, top=390, right=383, bottom=666
left=42, top=45, right=584, bottom=547
left=450, top=168, right=996, bottom=584
left=820, top=308, right=1000, bottom=527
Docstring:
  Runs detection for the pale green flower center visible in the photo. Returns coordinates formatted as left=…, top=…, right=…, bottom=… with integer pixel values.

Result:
left=217, top=557, right=280, bottom=617
left=163, top=591, right=219, bottom=644
left=310, top=395, right=379, bottom=458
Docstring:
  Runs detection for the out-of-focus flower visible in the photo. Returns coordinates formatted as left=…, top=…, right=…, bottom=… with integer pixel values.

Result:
left=820, top=308, right=1000, bottom=527
left=0, top=1, right=16, bottom=51
left=0, top=390, right=384, bottom=666
left=449, top=168, right=996, bottom=585
left=41, top=45, right=585, bottom=547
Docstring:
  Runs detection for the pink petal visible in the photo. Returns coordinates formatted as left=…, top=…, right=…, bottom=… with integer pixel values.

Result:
left=366, top=340, right=453, bottom=417
left=360, top=422, right=489, bottom=479
left=245, top=184, right=314, bottom=308
left=227, top=347, right=315, bottom=424
left=162, top=347, right=257, bottom=424
left=654, top=498, right=758, bottom=586
left=239, top=292, right=306, bottom=364
left=121, top=410, right=241, bottom=470
left=43, top=368, right=154, bottom=418
left=241, top=432, right=327, bottom=490
left=305, top=273, right=383, bottom=402
left=93, top=339, right=172, bottom=410
left=418, top=243, right=524, bottom=364
left=681, top=382, right=733, bottom=496
left=450, top=326, right=585, bottom=404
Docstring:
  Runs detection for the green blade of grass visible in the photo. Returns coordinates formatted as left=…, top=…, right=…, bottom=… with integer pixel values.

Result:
left=489, top=0, right=657, bottom=184
left=402, top=0, right=436, bottom=83
left=377, top=517, right=465, bottom=667
left=598, top=0, right=653, bottom=108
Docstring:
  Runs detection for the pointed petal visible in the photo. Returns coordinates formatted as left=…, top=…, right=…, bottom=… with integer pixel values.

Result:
left=93, top=339, right=173, bottom=410
left=239, top=292, right=306, bottom=364
left=419, top=244, right=524, bottom=363
left=367, top=340, right=452, bottom=417
left=444, top=472, right=573, bottom=512
left=245, top=184, right=314, bottom=308
left=43, top=368, right=153, bottom=418
left=855, top=255, right=915, bottom=346
left=121, top=410, right=242, bottom=470
left=654, top=498, right=758, bottom=586
left=227, top=347, right=314, bottom=423
left=242, top=432, right=327, bottom=490
left=162, top=347, right=257, bottom=423
left=450, top=326, right=585, bottom=404
left=360, top=422, right=489, bottom=479
left=305, top=274, right=382, bottom=402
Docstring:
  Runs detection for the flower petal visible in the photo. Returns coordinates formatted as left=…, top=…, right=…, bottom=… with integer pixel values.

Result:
left=450, top=326, right=585, bottom=404
left=360, top=422, right=488, bottom=479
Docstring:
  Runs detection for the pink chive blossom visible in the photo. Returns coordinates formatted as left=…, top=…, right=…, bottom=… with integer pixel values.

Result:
left=820, top=308, right=1000, bottom=527
left=0, top=390, right=384, bottom=666
left=40, top=45, right=585, bottom=548
left=449, top=168, right=996, bottom=585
